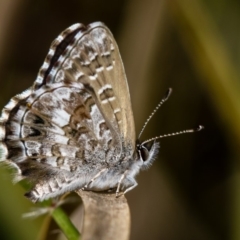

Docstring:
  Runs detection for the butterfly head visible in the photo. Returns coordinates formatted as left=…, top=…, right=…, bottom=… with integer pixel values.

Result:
left=136, top=140, right=160, bottom=170
left=135, top=124, right=204, bottom=170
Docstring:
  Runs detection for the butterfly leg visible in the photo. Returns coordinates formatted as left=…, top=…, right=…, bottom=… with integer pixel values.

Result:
left=82, top=168, right=108, bottom=190
left=116, top=170, right=132, bottom=197
left=116, top=172, right=126, bottom=197
left=123, top=179, right=138, bottom=194
left=116, top=175, right=138, bottom=197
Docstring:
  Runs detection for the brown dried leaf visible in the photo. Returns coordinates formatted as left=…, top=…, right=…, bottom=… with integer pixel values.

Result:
left=76, top=190, right=130, bottom=240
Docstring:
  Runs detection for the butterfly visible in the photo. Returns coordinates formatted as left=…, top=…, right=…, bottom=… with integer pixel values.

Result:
left=0, top=22, right=203, bottom=203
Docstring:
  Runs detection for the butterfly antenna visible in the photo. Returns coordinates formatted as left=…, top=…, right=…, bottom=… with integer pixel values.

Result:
left=138, top=88, right=172, bottom=139
left=141, top=125, right=204, bottom=145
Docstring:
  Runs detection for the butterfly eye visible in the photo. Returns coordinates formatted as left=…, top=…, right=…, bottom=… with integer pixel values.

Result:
left=139, top=145, right=149, bottom=161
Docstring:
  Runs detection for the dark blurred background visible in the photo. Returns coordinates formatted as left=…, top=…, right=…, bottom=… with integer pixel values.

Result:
left=0, top=0, right=239, bottom=239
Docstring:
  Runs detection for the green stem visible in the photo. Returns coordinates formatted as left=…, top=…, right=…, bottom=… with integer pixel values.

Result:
left=52, top=207, right=80, bottom=240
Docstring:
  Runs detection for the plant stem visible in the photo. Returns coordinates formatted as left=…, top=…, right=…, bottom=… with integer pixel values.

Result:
left=52, top=207, right=80, bottom=240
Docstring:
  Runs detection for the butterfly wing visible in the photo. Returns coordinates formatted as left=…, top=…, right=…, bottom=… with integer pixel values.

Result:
left=35, top=22, right=136, bottom=148
left=0, top=22, right=136, bottom=201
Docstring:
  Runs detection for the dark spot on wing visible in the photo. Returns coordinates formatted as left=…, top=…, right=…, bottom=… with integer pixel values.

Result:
left=33, top=115, right=45, bottom=125
left=28, top=127, right=41, bottom=137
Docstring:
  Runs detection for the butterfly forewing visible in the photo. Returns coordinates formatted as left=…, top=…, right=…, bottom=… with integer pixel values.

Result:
left=36, top=22, right=135, bottom=149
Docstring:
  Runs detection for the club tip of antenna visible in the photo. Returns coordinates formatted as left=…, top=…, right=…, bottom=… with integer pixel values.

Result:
left=195, top=125, right=204, bottom=131
left=164, top=88, right=173, bottom=101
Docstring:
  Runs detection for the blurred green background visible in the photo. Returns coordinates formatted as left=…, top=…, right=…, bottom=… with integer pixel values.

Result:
left=0, top=0, right=239, bottom=239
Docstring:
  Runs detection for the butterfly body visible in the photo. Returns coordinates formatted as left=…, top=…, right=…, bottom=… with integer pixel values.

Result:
left=0, top=22, right=159, bottom=202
